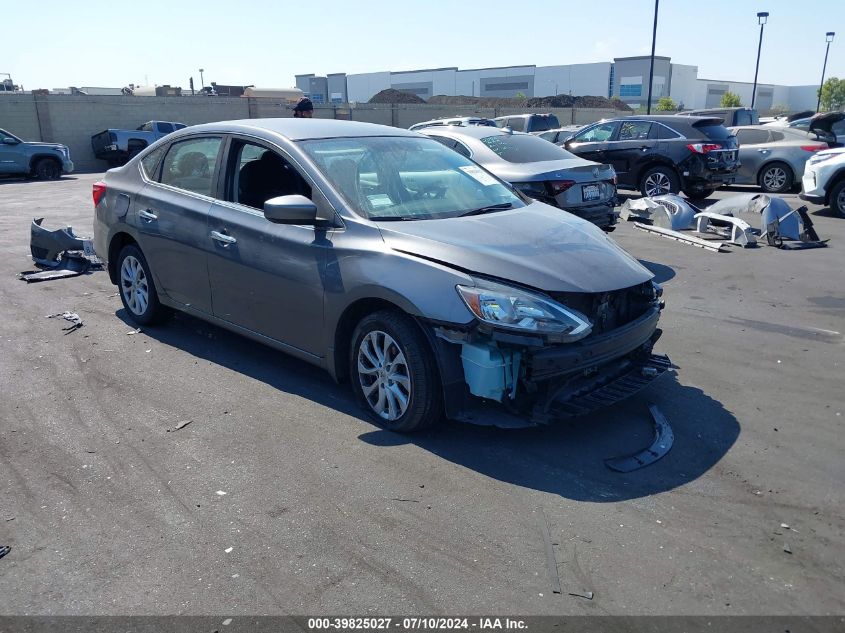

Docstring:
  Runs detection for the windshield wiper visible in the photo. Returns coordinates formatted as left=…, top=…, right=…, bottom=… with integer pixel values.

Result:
left=459, top=202, right=513, bottom=217
left=368, top=215, right=419, bottom=221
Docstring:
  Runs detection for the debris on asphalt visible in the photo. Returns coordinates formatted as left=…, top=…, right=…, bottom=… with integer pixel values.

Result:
left=127, top=328, right=142, bottom=336
left=568, top=591, right=594, bottom=600
left=21, top=218, right=102, bottom=283
left=216, top=490, right=227, bottom=496
left=46, top=311, right=84, bottom=333
left=390, top=498, right=420, bottom=503
left=694, top=212, right=757, bottom=247
left=0, top=546, right=11, bottom=561
left=780, top=522, right=791, bottom=530
left=633, top=222, right=727, bottom=253
left=224, top=547, right=233, bottom=553
left=620, top=197, right=663, bottom=222
left=538, top=508, right=562, bottom=595
left=605, top=403, right=675, bottom=472
left=166, top=420, right=192, bottom=433
left=783, top=543, right=792, bottom=554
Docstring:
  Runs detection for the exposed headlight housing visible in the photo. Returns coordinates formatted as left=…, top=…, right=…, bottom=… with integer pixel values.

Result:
left=456, top=282, right=592, bottom=341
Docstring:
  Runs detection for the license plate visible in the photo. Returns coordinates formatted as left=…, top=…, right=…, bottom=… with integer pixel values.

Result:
left=582, top=184, right=601, bottom=201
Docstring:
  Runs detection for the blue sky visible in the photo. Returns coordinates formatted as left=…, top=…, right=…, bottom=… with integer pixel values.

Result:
left=5, top=0, right=843, bottom=90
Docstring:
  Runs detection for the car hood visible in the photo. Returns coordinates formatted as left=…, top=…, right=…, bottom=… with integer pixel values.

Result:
left=376, top=202, right=652, bottom=293
left=809, top=111, right=845, bottom=134
left=481, top=157, right=609, bottom=183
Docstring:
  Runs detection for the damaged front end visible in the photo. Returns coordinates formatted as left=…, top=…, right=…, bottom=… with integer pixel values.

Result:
left=429, top=279, right=669, bottom=427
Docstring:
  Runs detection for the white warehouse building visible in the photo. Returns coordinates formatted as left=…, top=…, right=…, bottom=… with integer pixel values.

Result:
left=296, top=56, right=819, bottom=112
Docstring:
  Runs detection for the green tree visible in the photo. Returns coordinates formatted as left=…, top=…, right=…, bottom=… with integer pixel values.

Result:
left=720, top=91, right=742, bottom=107
left=515, top=91, right=527, bottom=99
left=819, top=77, right=845, bottom=111
left=656, top=96, right=677, bottom=111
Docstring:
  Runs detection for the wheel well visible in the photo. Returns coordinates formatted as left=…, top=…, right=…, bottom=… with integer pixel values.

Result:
left=127, top=139, right=148, bottom=150
left=824, top=168, right=845, bottom=205
left=633, top=159, right=679, bottom=183
left=107, top=232, right=138, bottom=284
left=333, top=298, right=415, bottom=383
left=28, top=154, right=62, bottom=172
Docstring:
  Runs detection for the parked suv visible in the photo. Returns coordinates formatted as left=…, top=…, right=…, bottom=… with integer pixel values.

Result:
left=563, top=115, right=739, bottom=199
left=0, top=128, right=73, bottom=180
left=494, top=113, right=561, bottom=134
left=800, top=147, right=845, bottom=216
left=680, top=107, right=759, bottom=127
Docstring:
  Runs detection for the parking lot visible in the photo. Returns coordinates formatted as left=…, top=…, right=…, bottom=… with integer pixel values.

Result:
left=0, top=173, right=843, bottom=615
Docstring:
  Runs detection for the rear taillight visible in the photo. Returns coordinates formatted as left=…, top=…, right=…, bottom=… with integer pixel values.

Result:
left=801, top=144, right=827, bottom=152
left=686, top=143, right=723, bottom=154
left=92, top=181, right=107, bottom=206
left=548, top=180, right=576, bottom=195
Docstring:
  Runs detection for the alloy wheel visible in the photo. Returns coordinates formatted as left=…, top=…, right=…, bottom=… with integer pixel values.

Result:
left=644, top=172, right=671, bottom=196
left=837, top=188, right=845, bottom=214
left=120, top=255, right=149, bottom=316
left=356, top=330, right=411, bottom=421
left=762, top=166, right=787, bottom=192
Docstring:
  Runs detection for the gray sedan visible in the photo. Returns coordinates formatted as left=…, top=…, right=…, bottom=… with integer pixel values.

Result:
left=419, top=126, right=617, bottom=229
left=93, top=119, right=667, bottom=432
left=728, top=126, right=829, bottom=193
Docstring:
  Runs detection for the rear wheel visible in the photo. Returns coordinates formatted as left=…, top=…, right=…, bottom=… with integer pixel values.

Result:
left=350, top=310, right=442, bottom=432
left=34, top=158, right=61, bottom=180
left=829, top=179, right=845, bottom=218
left=639, top=166, right=679, bottom=197
left=116, top=244, right=169, bottom=326
left=758, top=162, right=793, bottom=193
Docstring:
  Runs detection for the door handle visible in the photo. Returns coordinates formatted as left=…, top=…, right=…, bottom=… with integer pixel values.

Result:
left=210, top=230, right=237, bottom=245
left=139, top=209, right=158, bottom=221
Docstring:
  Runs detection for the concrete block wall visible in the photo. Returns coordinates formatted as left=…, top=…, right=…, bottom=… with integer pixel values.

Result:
left=1, top=95, right=623, bottom=173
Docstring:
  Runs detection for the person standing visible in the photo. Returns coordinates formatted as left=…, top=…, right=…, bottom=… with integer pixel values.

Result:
left=293, top=97, right=314, bottom=118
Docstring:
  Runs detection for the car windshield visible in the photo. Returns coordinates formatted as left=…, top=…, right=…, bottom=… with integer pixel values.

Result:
left=299, top=136, right=525, bottom=221
left=480, top=133, right=579, bottom=163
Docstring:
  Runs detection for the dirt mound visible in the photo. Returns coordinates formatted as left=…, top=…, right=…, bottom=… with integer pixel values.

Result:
left=368, top=89, right=426, bottom=104
left=428, top=94, right=632, bottom=111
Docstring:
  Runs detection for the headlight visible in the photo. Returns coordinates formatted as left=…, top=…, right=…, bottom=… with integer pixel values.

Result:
left=808, top=152, right=839, bottom=166
left=456, top=282, right=592, bottom=341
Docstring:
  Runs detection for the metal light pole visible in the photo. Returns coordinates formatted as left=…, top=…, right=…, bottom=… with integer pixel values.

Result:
left=199, top=68, right=205, bottom=90
left=646, top=0, right=659, bottom=114
left=751, top=11, right=769, bottom=109
left=817, top=32, right=836, bottom=112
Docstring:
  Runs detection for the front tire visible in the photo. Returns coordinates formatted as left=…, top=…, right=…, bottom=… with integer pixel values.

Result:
left=639, top=166, right=679, bottom=197
left=116, top=244, right=168, bottom=326
left=34, top=158, right=62, bottom=180
left=829, top=179, right=845, bottom=218
left=350, top=310, right=442, bottom=432
left=758, top=162, right=793, bottom=194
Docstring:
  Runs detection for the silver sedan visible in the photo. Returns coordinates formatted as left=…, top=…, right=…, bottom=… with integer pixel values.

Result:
left=728, top=125, right=829, bottom=193
left=419, top=126, right=617, bottom=229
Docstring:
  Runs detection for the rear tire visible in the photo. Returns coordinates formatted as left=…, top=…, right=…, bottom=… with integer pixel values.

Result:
left=758, top=161, right=793, bottom=194
left=33, top=157, right=61, bottom=180
left=639, top=166, right=679, bottom=197
left=829, top=179, right=845, bottom=218
left=116, top=244, right=169, bottom=326
left=349, top=310, right=442, bottom=432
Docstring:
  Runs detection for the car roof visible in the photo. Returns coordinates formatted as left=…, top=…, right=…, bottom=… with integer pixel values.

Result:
left=602, top=114, right=722, bottom=124
left=174, top=118, right=419, bottom=141
left=419, top=126, right=521, bottom=140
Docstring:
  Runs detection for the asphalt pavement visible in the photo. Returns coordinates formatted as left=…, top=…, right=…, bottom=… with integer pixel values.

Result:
left=0, top=174, right=842, bottom=615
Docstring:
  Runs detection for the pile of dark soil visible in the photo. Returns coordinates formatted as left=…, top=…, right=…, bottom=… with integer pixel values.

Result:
left=368, top=89, right=426, bottom=104
left=428, top=94, right=632, bottom=111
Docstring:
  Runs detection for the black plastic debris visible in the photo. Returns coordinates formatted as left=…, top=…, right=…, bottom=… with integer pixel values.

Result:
left=47, top=311, right=84, bottom=334
left=0, top=546, right=10, bottom=561
left=605, top=403, right=675, bottom=472
left=568, top=591, right=594, bottom=600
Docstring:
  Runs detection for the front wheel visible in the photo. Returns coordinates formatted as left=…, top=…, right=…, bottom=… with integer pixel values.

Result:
left=639, top=166, right=679, bottom=197
left=829, top=179, right=845, bottom=218
left=758, top=162, right=794, bottom=194
left=116, top=244, right=169, bottom=326
left=350, top=310, right=442, bottom=432
left=34, top=158, right=62, bottom=180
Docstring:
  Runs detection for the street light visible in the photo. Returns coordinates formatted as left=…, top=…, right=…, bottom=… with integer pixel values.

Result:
left=751, top=11, right=769, bottom=109
left=199, top=68, right=205, bottom=90
left=646, top=0, right=659, bottom=114
left=817, top=32, right=836, bottom=112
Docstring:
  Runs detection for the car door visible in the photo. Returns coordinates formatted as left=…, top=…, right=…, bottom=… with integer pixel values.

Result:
left=133, top=135, right=222, bottom=313
left=564, top=121, right=619, bottom=165
left=734, top=128, right=771, bottom=183
left=206, top=137, right=330, bottom=356
left=0, top=129, right=27, bottom=174
left=603, top=120, right=654, bottom=180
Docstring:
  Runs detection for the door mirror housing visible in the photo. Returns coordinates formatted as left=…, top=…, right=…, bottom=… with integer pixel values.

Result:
left=2, top=137, right=19, bottom=145
left=263, top=195, right=318, bottom=224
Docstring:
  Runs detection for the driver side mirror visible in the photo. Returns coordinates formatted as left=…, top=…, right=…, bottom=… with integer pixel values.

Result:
left=2, top=137, right=19, bottom=145
left=263, top=195, right=318, bottom=224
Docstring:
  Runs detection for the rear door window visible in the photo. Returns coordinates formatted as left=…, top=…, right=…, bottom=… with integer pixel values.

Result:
left=140, top=145, right=167, bottom=180
left=573, top=122, right=618, bottom=143
left=735, top=129, right=770, bottom=145
left=618, top=121, right=653, bottom=141
left=159, top=136, right=222, bottom=196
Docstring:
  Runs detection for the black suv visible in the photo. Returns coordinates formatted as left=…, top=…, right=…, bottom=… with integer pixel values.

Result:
left=561, top=115, right=739, bottom=199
